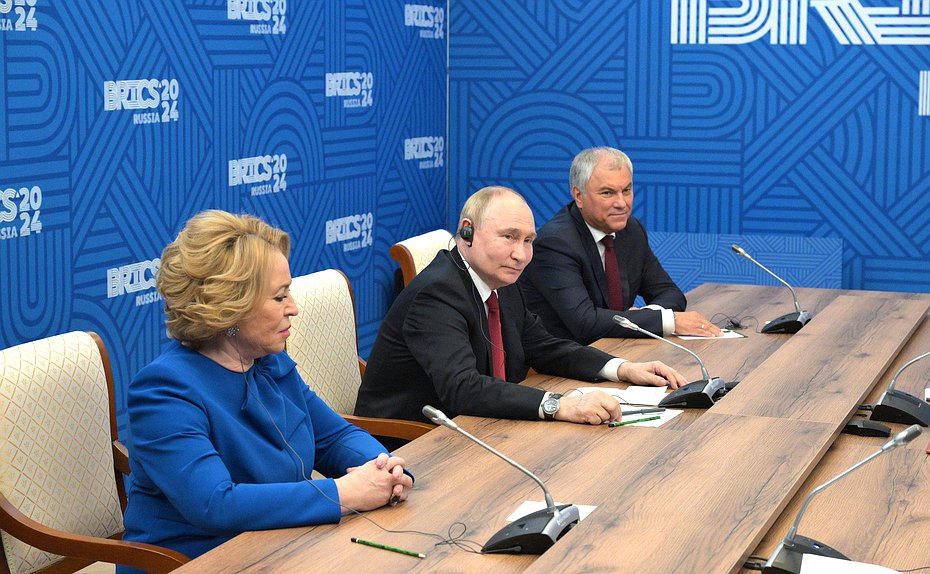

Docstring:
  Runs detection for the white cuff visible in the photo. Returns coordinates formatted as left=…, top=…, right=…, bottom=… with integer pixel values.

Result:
left=600, top=358, right=627, bottom=382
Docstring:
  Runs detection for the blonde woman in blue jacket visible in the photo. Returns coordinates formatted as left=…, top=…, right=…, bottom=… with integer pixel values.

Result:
left=119, top=210, right=412, bottom=570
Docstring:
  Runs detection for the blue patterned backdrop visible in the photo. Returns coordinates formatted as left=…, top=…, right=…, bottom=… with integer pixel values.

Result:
left=0, top=0, right=447, bottom=431
left=448, top=0, right=929, bottom=294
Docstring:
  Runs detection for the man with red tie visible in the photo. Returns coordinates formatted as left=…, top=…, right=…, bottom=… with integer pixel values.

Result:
left=519, top=147, right=721, bottom=345
left=355, top=186, right=686, bottom=440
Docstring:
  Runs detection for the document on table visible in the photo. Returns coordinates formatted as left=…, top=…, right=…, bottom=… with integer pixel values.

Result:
left=676, top=329, right=748, bottom=340
left=576, top=387, right=682, bottom=426
left=577, top=385, right=667, bottom=406
left=800, top=554, right=900, bottom=573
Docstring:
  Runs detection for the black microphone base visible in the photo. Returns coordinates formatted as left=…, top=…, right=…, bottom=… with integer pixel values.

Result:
left=482, top=504, right=580, bottom=554
left=763, top=536, right=849, bottom=574
left=761, top=310, right=811, bottom=334
left=659, top=377, right=727, bottom=408
left=871, top=390, right=930, bottom=426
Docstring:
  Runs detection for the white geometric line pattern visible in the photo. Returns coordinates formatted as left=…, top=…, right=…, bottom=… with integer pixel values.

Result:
left=921, top=70, right=930, bottom=116
left=0, top=332, right=123, bottom=574
left=287, top=270, right=363, bottom=415
left=672, top=0, right=930, bottom=45
left=811, top=0, right=930, bottom=45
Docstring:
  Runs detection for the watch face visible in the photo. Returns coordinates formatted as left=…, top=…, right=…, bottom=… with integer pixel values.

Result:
left=543, top=399, right=559, bottom=414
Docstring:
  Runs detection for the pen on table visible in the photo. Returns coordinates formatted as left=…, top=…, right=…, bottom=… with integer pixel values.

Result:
left=609, top=416, right=661, bottom=427
left=621, top=407, right=665, bottom=416
left=351, top=537, right=426, bottom=559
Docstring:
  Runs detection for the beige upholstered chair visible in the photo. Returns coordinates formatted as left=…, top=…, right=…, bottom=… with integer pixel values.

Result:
left=0, top=331, right=188, bottom=574
left=389, top=229, right=453, bottom=287
left=288, top=270, right=432, bottom=441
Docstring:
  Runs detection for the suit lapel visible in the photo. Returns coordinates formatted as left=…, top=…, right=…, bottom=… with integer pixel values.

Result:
left=450, top=248, right=494, bottom=375
left=569, top=204, right=611, bottom=307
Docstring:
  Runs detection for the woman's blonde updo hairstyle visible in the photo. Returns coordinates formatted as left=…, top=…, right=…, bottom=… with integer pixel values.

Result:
left=157, top=210, right=290, bottom=346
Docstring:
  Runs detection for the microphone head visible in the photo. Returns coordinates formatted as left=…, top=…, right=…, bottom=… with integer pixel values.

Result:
left=894, top=424, right=922, bottom=446
left=422, top=405, right=457, bottom=429
left=613, top=315, right=638, bottom=330
left=731, top=244, right=749, bottom=258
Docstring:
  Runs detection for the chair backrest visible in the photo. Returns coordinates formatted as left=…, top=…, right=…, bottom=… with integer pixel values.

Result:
left=390, top=229, right=453, bottom=286
left=288, top=270, right=363, bottom=415
left=0, top=332, right=124, bottom=574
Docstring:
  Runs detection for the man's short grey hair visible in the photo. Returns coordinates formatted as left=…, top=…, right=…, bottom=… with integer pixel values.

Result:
left=569, top=147, right=633, bottom=194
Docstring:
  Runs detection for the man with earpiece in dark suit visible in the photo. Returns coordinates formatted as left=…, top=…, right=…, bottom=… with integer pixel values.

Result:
left=355, top=186, right=687, bottom=440
left=518, top=147, right=721, bottom=345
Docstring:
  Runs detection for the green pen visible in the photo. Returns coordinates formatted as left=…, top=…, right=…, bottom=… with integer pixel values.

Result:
left=608, top=415, right=661, bottom=427
left=351, top=537, right=426, bottom=559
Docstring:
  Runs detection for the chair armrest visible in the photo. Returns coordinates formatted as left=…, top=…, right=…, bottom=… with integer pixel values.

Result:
left=342, top=415, right=433, bottom=441
left=0, top=494, right=189, bottom=573
left=112, top=440, right=130, bottom=475
left=358, top=356, right=366, bottom=379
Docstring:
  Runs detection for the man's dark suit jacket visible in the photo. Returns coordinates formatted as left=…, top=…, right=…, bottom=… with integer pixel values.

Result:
left=519, top=202, right=686, bottom=345
left=355, top=248, right=615, bottom=425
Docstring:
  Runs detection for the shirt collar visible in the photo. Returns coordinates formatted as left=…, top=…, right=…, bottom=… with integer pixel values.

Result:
left=584, top=220, right=613, bottom=244
left=465, top=264, right=495, bottom=303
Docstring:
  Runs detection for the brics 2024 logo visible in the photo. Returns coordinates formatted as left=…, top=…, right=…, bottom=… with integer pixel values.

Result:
left=671, top=0, right=930, bottom=45
left=0, top=0, right=37, bottom=32
left=405, top=3, right=444, bottom=39
left=325, top=72, right=374, bottom=108
left=103, top=79, right=180, bottom=125
left=404, top=136, right=444, bottom=169
left=228, top=153, right=288, bottom=197
left=0, top=184, right=42, bottom=241
left=227, top=0, right=287, bottom=36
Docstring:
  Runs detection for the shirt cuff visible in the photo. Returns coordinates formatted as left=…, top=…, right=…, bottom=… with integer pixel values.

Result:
left=599, top=358, right=627, bottom=382
left=651, top=307, right=674, bottom=335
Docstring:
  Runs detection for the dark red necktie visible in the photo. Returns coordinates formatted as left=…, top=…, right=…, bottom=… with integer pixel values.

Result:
left=486, top=292, right=506, bottom=380
left=602, top=235, right=624, bottom=310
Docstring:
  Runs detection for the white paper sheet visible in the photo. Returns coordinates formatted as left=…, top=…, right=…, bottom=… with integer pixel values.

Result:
left=800, top=554, right=900, bottom=574
left=676, top=329, right=748, bottom=340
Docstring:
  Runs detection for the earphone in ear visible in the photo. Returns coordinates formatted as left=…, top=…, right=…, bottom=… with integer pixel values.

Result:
left=458, top=221, right=474, bottom=245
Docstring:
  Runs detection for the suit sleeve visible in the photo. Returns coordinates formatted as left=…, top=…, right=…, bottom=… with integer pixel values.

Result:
left=516, top=297, right=616, bottom=380
left=634, top=226, right=686, bottom=312
left=525, top=233, right=665, bottom=343
left=402, top=287, right=546, bottom=420
left=128, top=371, right=347, bottom=535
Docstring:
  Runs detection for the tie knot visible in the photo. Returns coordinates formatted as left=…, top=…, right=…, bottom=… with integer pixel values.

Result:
left=486, top=291, right=499, bottom=311
left=602, top=235, right=615, bottom=251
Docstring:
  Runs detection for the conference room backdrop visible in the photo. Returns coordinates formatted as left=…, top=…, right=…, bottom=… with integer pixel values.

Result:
left=0, top=0, right=447, bottom=430
left=448, top=0, right=928, bottom=298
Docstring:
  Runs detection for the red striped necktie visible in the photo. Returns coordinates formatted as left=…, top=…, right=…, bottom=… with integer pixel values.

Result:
left=486, top=291, right=506, bottom=380
left=602, top=235, right=624, bottom=310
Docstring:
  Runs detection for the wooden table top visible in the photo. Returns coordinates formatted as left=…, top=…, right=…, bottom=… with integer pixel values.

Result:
left=172, top=284, right=930, bottom=574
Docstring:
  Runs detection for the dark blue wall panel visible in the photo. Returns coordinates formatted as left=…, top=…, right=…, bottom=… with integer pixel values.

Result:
left=448, top=0, right=929, bottom=294
left=0, top=0, right=448, bottom=431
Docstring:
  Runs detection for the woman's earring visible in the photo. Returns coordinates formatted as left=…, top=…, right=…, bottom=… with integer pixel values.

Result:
left=225, top=326, right=240, bottom=338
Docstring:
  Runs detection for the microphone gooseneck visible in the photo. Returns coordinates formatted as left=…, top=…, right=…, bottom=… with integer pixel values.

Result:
left=885, top=350, right=930, bottom=393
left=613, top=315, right=711, bottom=381
left=731, top=244, right=802, bottom=314
left=423, top=405, right=581, bottom=554
left=423, top=405, right=556, bottom=512
left=783, top=424, right=921, bottom=545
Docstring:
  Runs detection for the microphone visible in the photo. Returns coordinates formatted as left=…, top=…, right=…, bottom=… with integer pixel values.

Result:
left=612, top=316, right=731, bottom=408
left=763, top=424, right=921, bottom=573
left=422, top=405, right=580, bottom=554
left=870, top=350, right=930, bottom=426
left=731, top=244, right=811, bottom=334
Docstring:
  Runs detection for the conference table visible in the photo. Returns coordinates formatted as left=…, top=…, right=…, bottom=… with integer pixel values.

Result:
left=172, top=283, right=930, bottom=574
